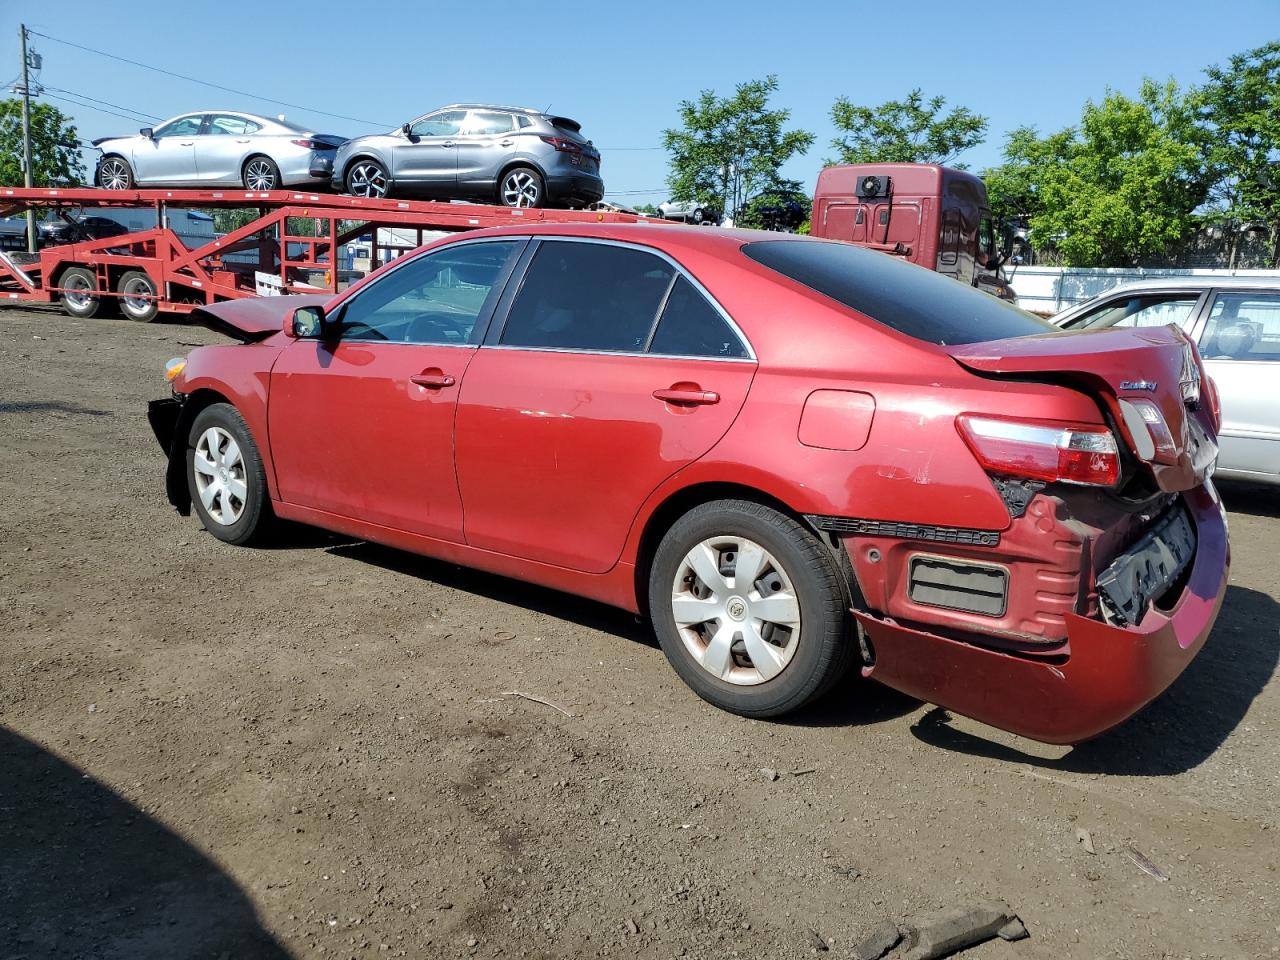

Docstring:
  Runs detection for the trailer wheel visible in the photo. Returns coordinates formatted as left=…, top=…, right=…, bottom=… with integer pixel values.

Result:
left=117, top=270, right=160, bottom=322
left=242, top=156, right=281, bottom=191
left=59, top=266, right=105, bottom=319
left=96, top=156, right=134, bottom=190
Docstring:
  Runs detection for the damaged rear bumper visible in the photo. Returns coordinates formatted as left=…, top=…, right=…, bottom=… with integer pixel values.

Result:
left=856, top=485, right=1229, bottom=744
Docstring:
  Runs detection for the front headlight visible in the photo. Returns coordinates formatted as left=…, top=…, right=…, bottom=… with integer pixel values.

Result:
left=164, top=357, right=187, bottom=383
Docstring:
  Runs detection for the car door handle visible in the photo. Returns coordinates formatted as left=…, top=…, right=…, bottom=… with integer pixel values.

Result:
left=235, top=138, right=251, bottom=144
left=499, top=139, right=514, bottom=147
left=442, top=140, right=456, bottom=148
left=179, top=141, right=194, bottom=146
left=653, top=387, right=720, bottom=406
left=410, top=370, right=456, bottom=389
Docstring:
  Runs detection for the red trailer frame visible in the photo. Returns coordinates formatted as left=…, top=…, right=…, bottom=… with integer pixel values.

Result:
left=0, top=187, right=650, bottom=317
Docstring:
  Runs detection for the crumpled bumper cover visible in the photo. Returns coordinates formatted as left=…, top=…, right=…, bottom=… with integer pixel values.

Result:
left=856, top=486, right=1229, bottom=744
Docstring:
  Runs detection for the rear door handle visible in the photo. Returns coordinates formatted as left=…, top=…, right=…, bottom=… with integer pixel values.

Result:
left=499, top=139, right=514, bottom=147
left=653, top=387, right=720, bottom=406
left=235, top=138, right=251, bottom=144
left=179, top=141, right=194, bottom=146
left=410, top=370, right=455, bottom=389
left=442, top=140, right=456, bottom=148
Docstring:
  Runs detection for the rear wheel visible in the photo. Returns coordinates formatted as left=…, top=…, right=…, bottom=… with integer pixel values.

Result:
left=242, top=156, right=281, bottom=191
left=117, top=270, right=159, bottom=322
left=96, top=156, right=133, bottom=190
left=648, top=500, right=854, bottom=718
left=346, top=159, right=389, bottom=198
left=58, top=266, right=104, bottom=319
left=498, top=166, right=545, bottom=208
left=186, top=403, right=273, bottom=546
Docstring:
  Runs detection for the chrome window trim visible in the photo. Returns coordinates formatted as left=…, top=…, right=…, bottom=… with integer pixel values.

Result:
left=484, top=343, right=756, bottom=364
left=493, top=235, right=757, bottom=362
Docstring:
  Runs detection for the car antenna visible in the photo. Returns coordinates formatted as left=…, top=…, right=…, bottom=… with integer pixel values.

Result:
left=542, top=103, right=552, bottom=116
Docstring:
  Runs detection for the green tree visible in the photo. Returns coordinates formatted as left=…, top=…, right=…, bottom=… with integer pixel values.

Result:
left=983, top=80, right=1208, bottom=266
left=1194, top=41, right=1280, bottom=267
left=0, top=100, right=85, bottom=186
left=733, top=179, right=810, bottom=231
left=663, top=75, right=814, bottom=218
left=829, top=88, right=987, bottom=167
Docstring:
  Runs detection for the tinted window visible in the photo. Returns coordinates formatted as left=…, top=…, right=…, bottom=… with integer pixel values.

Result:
left=1065, top=293, right=1199, bottom=331
left=650, top=276, right=747, bottom=358
left=335, top=240, right=520, bottom=344
left=742, top=239, right=1055, bottom=346
left=154, top=116, right=203, bottom=138
left=463, top=111, right=514, bottom=135
left=1199, top=292, right=1280, bottom=361
left=412, top=111, right=465, bottom=137
left=207, top=115, right=261, bottom=136
left=500, top=241, right=673, bottom=352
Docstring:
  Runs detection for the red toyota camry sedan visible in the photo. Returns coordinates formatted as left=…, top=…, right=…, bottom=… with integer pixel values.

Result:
left=148, top=223, right=1229, bottom=744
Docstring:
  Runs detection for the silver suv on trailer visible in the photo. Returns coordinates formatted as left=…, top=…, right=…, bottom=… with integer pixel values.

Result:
left=331, top=104, right=604, bottom=208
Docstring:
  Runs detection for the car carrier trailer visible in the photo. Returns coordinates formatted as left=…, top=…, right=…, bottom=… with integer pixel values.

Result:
left=0, top=187, right=647, bottom=322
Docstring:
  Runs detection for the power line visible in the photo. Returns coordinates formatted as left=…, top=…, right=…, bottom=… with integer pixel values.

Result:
left=44, top=85, right=162, bottom=122
left=41, top=91, right=154, bottom=126
left=30, top=29, right=394, bottom=128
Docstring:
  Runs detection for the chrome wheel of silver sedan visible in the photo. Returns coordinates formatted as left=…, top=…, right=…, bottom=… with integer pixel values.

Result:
left=347, top=160, right=388, bottom=198
left=192, top=427, right=247, bottom=526
left=501, top=169, right=542, bottom=207
left=671, top=536, right=802, bottom=686
left=97, top=157, right=132, bottom=190
left=243, top=157, right=279, bottom=191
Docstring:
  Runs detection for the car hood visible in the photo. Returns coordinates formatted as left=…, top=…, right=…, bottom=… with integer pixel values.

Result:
left=948, top=324, right=1218, bottom=494
left=190, top=294, right=331, bottom=343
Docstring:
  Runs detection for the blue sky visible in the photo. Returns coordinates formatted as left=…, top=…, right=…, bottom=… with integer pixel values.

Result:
left=3, top=1, right=1275, bottom=205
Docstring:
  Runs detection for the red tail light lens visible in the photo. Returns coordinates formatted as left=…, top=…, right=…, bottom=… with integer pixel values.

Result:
left=957, top=415, right=1120, bottom=487
left=539, top=135, right=583, bottom=154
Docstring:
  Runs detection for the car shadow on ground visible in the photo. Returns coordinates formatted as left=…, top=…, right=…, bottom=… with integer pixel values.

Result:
left=0, top=727, right=290, bottom=959
left=910, top=584, right=1280, bottom=776
left=325, top=541, right=655, bottom=647
left=1217, top=480, right=1279, bottom=519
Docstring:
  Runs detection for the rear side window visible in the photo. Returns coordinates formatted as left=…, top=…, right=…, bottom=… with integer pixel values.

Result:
left=650, top=276, right=748, bottom=358
left=463, top=111, right=514, bottom=135
left=742, top=239, right=1054, bottom=345
left=1064, top=293, right=1200, bottom=331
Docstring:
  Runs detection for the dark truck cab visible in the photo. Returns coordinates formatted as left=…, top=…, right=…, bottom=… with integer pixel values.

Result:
left=810, top=162, right=1016, bottom=301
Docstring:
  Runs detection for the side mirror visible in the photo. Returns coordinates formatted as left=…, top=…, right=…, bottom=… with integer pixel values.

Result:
left=400, top=122, right=413, bottom=137
left=140, top=127, right=154, bottom=139
left=286, top=304, right=325, bottom=339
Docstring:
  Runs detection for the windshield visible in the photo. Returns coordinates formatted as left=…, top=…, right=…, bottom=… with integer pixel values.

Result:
left=742, top=239, right=1053, bottom=346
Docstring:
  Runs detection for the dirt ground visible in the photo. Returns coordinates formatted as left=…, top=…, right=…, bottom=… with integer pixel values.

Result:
left=1, top=305, right=1277, bottom=960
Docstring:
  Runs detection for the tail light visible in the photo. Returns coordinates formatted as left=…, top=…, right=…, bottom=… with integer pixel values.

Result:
left=1118, top=399, right=1178, bottom=463
left=291, top=139, right=335, bottom=150
left=539, top=135, right=584, bottom=154
left=957, top=414, right=1120, bottom=487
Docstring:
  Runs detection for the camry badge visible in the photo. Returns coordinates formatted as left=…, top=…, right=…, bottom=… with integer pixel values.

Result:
left=1120, top=380, right=1158, bottom=392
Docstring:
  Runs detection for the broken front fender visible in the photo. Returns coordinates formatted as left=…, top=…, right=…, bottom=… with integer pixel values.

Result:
left=857, top=485, right=1229, bottom=744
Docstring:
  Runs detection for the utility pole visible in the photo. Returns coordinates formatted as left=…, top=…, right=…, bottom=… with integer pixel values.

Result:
left=19, top=23, right=36, bottom=253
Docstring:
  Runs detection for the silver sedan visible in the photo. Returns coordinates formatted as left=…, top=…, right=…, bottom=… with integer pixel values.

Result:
left=1054, top=277, right=1280, bottom=486
left=93, top=112, right=346, bottom=191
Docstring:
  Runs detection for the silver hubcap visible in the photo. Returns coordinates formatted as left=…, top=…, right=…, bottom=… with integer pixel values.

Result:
left=62, top=274, right=93, bottom=309
left=671, top=536, right=801, bottom=686
left=99, top=159, right=129, bottom=189
left=501, top=170, right=540, bottom=207
left=122, top=277, right=154, bottom=315
left=193, top=427, right=247, bottom=526
left=349, top=162, right=387, bottom=198
left=245, top=160, right=277, bottom=190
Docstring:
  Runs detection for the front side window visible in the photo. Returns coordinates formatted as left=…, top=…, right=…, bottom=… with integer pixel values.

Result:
left=411, top=111, right=465, bottom=138
left=1199, top=292, right=1280, bottom=361
left=154, top=116, right=204, bottom=138
left=649, top=276, right=748, bottom=358
left=207, top=115, right=261, bottom=136
left=1064, top=293, right=1200, bottom=331
left=500, top=241, right=674, bottom=352
left=462, top=111, right=514, bottom=136
left=333, top=240, right=521, bottom=344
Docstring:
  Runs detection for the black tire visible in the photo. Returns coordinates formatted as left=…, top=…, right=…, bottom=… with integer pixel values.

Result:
left=692, top=206, right=705, bottom=225
left=185, top=403, right=273, bottom=546
left=242, top=155, right=282, bottom=191
left=58, top=266, right=104, bottom=319
left=116, top=270, right=160, bottom=322
left=648, top=499, right=855, bottom=718
left=96, top=155, right=134, bottom=190
left=345, top=158, right=391, bottom=199
left=497, top=165, right=546, bottom=208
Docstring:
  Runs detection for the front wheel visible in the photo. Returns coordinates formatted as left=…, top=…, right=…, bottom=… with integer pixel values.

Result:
left=96, top=156, right=134, bottom=190
left=346, top=159, right=389, bottom=198
left=186, top=404, right=273, bottom=546
left=498, top=167, right=545, bottom=208
left=648, top=500, right=855, bottom=718
left=242, top=156, right=281, bottom=191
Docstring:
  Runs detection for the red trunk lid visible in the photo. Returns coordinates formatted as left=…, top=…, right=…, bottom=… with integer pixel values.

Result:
left=948, top=326, right=1217, bottom=493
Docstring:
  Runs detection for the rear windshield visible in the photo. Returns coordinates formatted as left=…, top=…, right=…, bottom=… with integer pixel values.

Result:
left=742, top=239, right=1054, bottom=346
